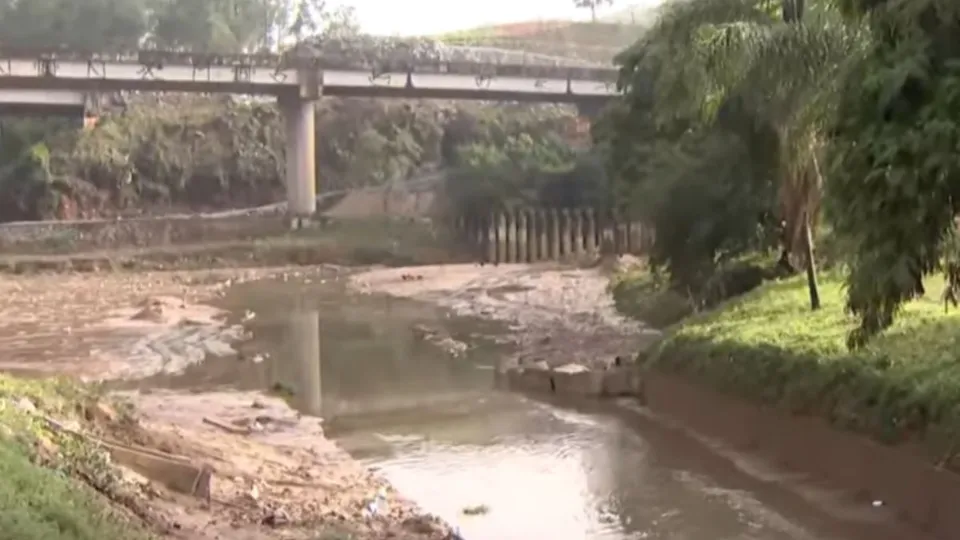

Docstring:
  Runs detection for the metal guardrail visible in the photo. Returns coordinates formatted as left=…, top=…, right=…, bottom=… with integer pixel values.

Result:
left=0, top=47, right=620, bottom=84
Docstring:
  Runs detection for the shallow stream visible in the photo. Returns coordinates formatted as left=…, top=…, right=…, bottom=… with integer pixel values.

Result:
left=148, top=275, right=836, bottom=540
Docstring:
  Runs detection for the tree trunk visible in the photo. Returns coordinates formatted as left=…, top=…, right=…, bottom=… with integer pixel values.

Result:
left=802, top=210, right=821, bottom=310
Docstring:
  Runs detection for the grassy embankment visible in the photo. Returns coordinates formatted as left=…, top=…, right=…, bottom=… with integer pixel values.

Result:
left=612, top=266, right=960, bottom=469
left=0, top=375, right=153, bottom=540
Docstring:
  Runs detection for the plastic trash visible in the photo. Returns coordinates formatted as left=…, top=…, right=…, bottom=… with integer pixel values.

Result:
left=363, top=488, right=389, bottom=518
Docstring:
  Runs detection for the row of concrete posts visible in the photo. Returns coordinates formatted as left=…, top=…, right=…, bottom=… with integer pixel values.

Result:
left=458, top=208, right=647, bottom=263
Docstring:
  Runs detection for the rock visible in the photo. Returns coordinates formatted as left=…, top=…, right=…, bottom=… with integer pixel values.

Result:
left=261, top=508, right=290, bottom=527
left=554, top=363, right=589, bottom=374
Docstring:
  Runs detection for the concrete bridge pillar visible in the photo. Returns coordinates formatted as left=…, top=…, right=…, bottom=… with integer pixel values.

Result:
left=279, top=94, right=317, bottom=228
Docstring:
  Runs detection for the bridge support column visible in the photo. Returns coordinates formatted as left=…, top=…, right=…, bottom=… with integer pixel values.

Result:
left=280, top=95, right=317, bottom=228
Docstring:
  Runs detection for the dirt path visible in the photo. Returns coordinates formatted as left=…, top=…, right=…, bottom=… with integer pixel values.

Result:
left=0, top=267, right=449, bottom=539
left=350, top=262, right=661, bottom=371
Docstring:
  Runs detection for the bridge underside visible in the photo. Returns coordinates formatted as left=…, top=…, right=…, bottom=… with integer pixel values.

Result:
left=0, top=103, right=83, bottom=116
left=323, top=85, right=613, bottom=106
left=0, top=89, right=87, bottom=117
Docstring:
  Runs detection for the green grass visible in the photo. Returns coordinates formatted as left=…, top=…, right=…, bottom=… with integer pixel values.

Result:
left=645, top=272, right=960, bottom=465
left=0, top=376, right=152, bottom=540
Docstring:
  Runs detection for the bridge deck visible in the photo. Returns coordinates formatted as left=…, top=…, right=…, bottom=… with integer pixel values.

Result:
left=0, top=50, right=619, bottom=101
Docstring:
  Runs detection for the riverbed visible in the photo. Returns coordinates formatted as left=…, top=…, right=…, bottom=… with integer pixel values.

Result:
left=134, top=270, right=849, bottom=540
left=0, top=263, right=922, bottom=539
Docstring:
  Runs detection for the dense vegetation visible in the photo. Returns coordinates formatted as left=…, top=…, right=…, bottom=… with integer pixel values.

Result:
left=0, top=0, right=642, bottom=222
left=605, top=0, right=960, bottom=466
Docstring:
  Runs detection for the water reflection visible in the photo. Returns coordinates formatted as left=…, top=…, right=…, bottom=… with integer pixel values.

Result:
left=262, top=288, right=491, bottom=423
left=277, top=304, right=322, bottom=416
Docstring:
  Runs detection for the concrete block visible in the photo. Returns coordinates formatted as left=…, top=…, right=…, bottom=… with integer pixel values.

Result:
left=101, top=438, right=212, bottom=499
left=552, top=364, right=603, bottom=397
left=602, top=367, right=636, bottom=397
left=504, top=366, right=555, bottom=393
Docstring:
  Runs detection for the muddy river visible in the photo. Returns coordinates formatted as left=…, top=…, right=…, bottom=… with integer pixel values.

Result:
left=141, top=275, right=838, bottom=540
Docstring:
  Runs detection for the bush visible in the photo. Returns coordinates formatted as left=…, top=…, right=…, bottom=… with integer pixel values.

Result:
left=611, top=255, right=774, bottom=329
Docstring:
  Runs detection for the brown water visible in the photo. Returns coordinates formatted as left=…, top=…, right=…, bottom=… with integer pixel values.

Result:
left=147, top=276, right=838, bottom=540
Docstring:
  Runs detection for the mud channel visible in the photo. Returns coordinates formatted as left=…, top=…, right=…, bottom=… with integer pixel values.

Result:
left=1, top=262, right=940, bottom=539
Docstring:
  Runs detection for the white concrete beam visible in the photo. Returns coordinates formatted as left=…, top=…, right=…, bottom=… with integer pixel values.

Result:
left=0, top=58, right=616, bottom=99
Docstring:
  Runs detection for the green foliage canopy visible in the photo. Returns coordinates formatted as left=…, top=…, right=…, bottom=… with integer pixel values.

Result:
left=825, top=0, right=960, bottom=346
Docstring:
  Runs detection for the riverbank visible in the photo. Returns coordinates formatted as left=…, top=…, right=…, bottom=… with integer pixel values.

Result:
left=612, top=267, right=960, bottom=538
left=0, top=215, right=464, bottom=274
left=0, top=267, right=451, bottom=539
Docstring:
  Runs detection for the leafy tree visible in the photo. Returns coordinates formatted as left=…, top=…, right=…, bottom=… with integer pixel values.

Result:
left=573, top=0, right=614, bottom=22
left=825, top=0, right=960, bottom=346
left=602, top=0, right=865, bottom=308
left=0, top=0, right=150, bottom=51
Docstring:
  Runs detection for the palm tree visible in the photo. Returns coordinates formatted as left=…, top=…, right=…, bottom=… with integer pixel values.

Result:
left=634, top=0, right=867, bottom=309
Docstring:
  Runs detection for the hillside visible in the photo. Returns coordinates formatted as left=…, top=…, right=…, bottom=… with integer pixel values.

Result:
left=601, top=3, right=662, bottom=24
left=431, top=19, right=650, bottom=64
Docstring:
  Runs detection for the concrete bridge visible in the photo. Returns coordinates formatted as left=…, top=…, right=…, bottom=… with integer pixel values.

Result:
left=0, top=49, right=619, bottom=224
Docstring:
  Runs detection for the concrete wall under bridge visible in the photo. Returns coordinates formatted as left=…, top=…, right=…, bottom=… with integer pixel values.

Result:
left=454, top=207, right=652, bottom=264
left=0, top=88, right=104, bottom=117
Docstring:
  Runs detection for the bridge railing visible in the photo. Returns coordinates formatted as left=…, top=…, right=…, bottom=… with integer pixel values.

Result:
left=0, top=44, right=620, bottom=84
left=454, top=207, right=652, bottom=264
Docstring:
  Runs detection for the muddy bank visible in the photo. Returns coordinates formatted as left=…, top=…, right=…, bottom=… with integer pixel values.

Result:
left=0, top=266, right=331, bottom=380
left=0, top=267, right=450, bottom=539
left=640, top=373, right=960, bottom=540
left=123, top=390, right=449, bottom=539
left=350, top=262, right=660, bottom=371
